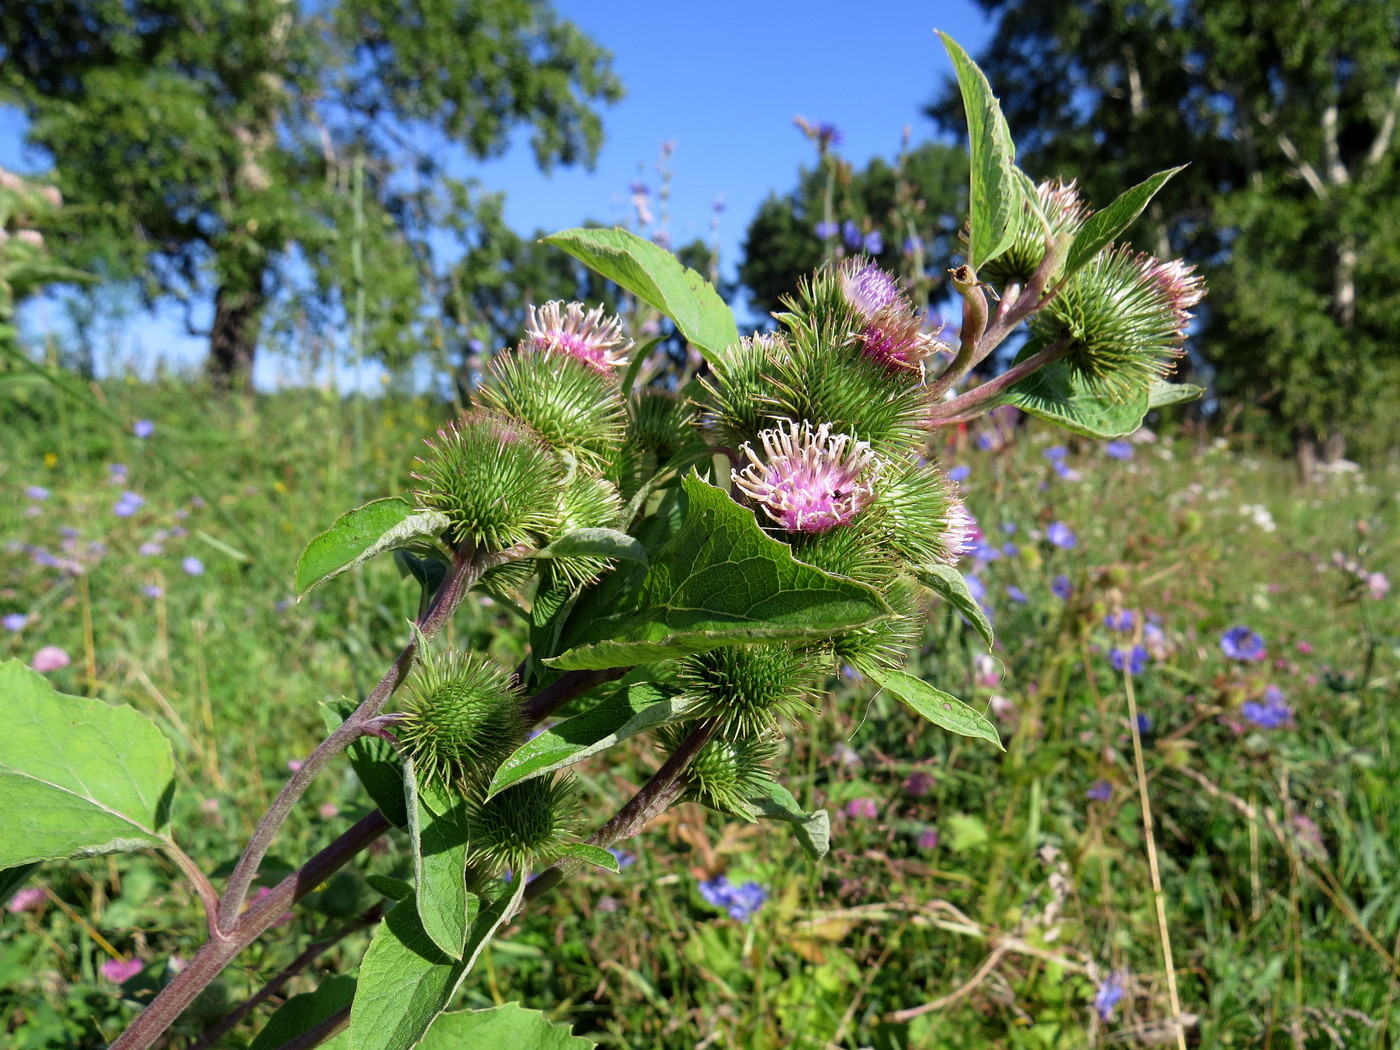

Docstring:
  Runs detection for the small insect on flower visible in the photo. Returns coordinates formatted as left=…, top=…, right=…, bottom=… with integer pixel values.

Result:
left=733, top=421, right=879, bottom=534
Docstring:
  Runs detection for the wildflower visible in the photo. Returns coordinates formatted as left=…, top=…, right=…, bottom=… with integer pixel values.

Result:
left=25, top=485, right=50, bottom=500
left=842, top=219, right=862, bottom=249
left=143, top=585, right=163, bottom=599
left=1002, top=541, right=1019, bottom=557
left=182, top=557, right=204, bottom=576
left=1043, top=446, right=1068, bottom=462
left=1006, top=585, right=1027, bottom=603
left=862, top=229, right=883, bottom=254
left=523, top=300, right=630, bottom=372
left=947, top=464, right=970, bottom=482
left=1220, top=626, right=1266, bottom=662
left=1110, top=646, right=1148, bottom=675
left=1104, top=440, right=1134, bottom=460
left=1086, top=780, right=1112, bottom=802
left=132, top=420, right=155, bottom=439
left=1104, top=610, right=1137, bottom=632
left=2, top=613, right=28, bottom=632
left=317, top=803, right=339, bottom=820
left=1241, top=685, right=1291, bottom=729
left=1367, top=572, right=1390, bottom=600
left=917, top=827, right=940, bottom=850
left=138, top=541, right=163, bottom=557
left=733, top=422, right=879, bottom=533
left=1046, top=522, right=1077, bottom=549
left=845, top=797, right=879, bottom=820
left=903, top=770, right=935, bottom=797
left=837, top=258, right=943, bottom=372
left=1052, top=574, right=1073, bottom=600
left=1136, top=714, right=1152, bottom=733
left=1296, top=640, right=1313, bottom=655
left=1094, top=972, right=1126, bottom=1022
left=113, top=492, right=144, bottom=518
left=6, top=887, right=45, bottom=913
left=815, top=220, right=837, bottom=241
left=32, top=646, right=71, bottom=673
left=109, top=463, right=128, bottom=480
left=698, top=875, right=768, bottom=922
left=100, top=957, right=144, bottom=984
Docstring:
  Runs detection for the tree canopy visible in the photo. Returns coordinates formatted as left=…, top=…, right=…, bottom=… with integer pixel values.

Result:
left=0, top=0, right=623, bottom=389
left=930, top=0, right=1400, bottom=458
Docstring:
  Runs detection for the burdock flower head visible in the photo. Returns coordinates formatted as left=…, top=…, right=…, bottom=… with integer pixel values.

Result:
left=524, top=300, right=631, bottom=372
left=976, top=177, right=1088, bottom=289
left=733, top=421, right=880, bottom=534
left=837, top=258, right=944, bottom=374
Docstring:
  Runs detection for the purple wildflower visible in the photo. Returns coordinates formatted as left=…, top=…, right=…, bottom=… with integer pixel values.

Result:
left=6, top=887, right=45, bottom=913
left=845, top=797, right=879, bottom=820
left=1086, top=780, right=1112, bottom=802
left=524, top=301, right=630, bottom=371
left=917, top=827, right=940, bottom=851
left=113, top=491, right=144, bottom=518
left=1104, top=440, right=1134, bottom=460
left=25, top=485, right=50, bottom=500
left=1136, top=714, right=1152, bottom=733
left=837, top=259, right=941, bottom=372
left=842, top=219, right=862, bottom=249
left=133, top=420, right=155, bottom=439
left=1110, top=646, right=1148, bottom=675
left=1006, top=585, right=1027, bottom=603
left=903, top=770, right=935, bottom=797
left=138, top=541, right=163, bottom=557
left=1242, top=685, right=1291, bottom=729
left=101, top=957, right=145, bottom=984
left=862, top=229, right=884, bottom=254
left=607, top=848, right=636, bottom=870
left=144, top=585, right=163, bottom=599
left=1002, top=541, right=1019, bottom=557
left=182, top=556, right=205, bottom=576
left=1043, top=446, right=1068, bottom=462
left=109, top=463, right=128, bottom=480
left=1104, top=610, right=1137, bottom=632
left=947, top=464, right=970, bottom=482
left=698, top=875, right=767, bottom=922
left=32, top=646, right=71, bottom=673
left=1052, top=574, right=1073, bottom=600
left=2, top=613, right=28, bottom=632
left=815, top=220, right=838, bottom=241
left=733, top=422, right=879, bottom=533
left=1220, top=626, right=1266, bottom=662
left=1094, top=972, right=1126, bottom=1022
left=1046, top=522, right=1077, bottom=549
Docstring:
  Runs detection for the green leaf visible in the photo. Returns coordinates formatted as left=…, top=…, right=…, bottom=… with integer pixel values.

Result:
left=939, top=33, right=1018, bottom=270
left=911, top=564, right=994, bottom=649
left=547, top=476, right=892, bottom=671
left=295, top=497, right=449, bottom=598
left=747, top=782, right=830, bottom=861
left=1147, top=379, right=1205, bottom=409
left=542, top=228, right=740, bottom=363
left=867, top=667, right=1004, bottom=751
left=348, top=879, right=524, bottom=1050
left=419, top=1002, right=596, bottom=1050
left=1064, top=166, right=1185, bottom=278
left=0, top=661, right=174, bottom=867
left=407, top=771, right=475, bottom=960
left=1003, top=339, right=1150, bottom=438
left=558, top=843, right=621, bottom=873
left=320, top=701, right=408, bottom=828
left=533, top=528, right=648, bottom=568
left=488, top=683, right=691, bottom=796
left=249, top=975, right=356, bottom=1050
left=366, top=874, right=414, bottom=902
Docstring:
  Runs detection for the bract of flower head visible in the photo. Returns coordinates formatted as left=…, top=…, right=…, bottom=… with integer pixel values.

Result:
left=837, top=258, right=945, bottom=373
left=732, top=421, right=879, bottom=534
left=973, top=177, right=1087, bottom=288
left=524, top=300, right=631, bottom=372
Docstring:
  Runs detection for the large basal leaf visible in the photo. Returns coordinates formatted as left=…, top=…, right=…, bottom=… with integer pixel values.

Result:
left=868, top=668, right=1004, bottom=750
left=347, top=879, right=524, bottom=1050
left=748, top=781, right=830, bottom=861
left=547, top=476, right=892, bottom=671
left=320, top=701, right=409, bottom=828
left=542, top=228, right=740, bottom=364
left=1003, top=339, right=1150, bottom=439
left=1063, top=166, right=1185, bottom=278
left=487, top=683, right=690, bottom=797
left=295, top=497, right=450, bottom=598
left=0, top=661, right=174, bottom=867
left=418, top=1002, right=595, bottom=1050
left=407, top=772, right=475, bottom=960
left=939, top=33, right=1018, bottom=271
left=249, top=975, right=357, bottom=1050
left=912, top=564, right=994, bottom=649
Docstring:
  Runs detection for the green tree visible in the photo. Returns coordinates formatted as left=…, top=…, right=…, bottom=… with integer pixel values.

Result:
left=0, top=0, right=623, bottom=390
left=931, top=0, right=1400, bottom=461
left=738, top=139, right=967, bottom=321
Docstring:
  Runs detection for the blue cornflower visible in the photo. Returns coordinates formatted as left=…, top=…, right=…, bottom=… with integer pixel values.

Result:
left=1001, top=522, right=1018, bottom=534
left=133, top=420, right=155, bottom=439
left=842, top=220, right=862, bottom=249
left=698, top=875, right=767, bottom=922
left=1043, top=446, right=1068, bottom=462
left=1104, top=610, right=1137, bottom=632
left=815, top=220, right=838, bottom=241
left=1052, top=574, right=1073, bottom=600
left=1220, top=626, right=1265, bottom=662
left=1002, top=541, right=1019, bottom=557
left=1104, top=440, right=1134, bottom=460
left=2, top=613, right=28, bottom=632
left=964, top=574, right=986, bottom=601
left=1006, top=585, right=1027, bottom=603
left=903, top=236, right=923, bottom=256
left=1046, top=522, right=1077, bottom=549
left=947, top=464, right=970, bottom=482
left=113, top=491, right=145, bottom=518
left=1086, top=780, right=1112, bottom=802
left=1136, top=713, right=1152, bottom=733
left=1242, top=685, right=1291, bottom=729
left=1095, top=972, right=1126, bottom=1021
left=182, top=556, right=205, bottom=576
left=607, top=848, right=636, bottom=871
left=862, top=229, right=884, bottom=254
left=1111, top=646, right=1148, bottom=675
left=25, top=485, right=50, bottom=501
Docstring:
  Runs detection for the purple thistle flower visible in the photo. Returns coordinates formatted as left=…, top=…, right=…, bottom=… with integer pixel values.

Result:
left=903, top=770, right=935, bottom=797
left=836, top=259, right=942, bottom=373
left=1104, top=440, right=1134, bottom=460
left=32, top=646, right=71, bottom=673
left=1095, top=972, right=1126, bottom=1022
left=845, top=797, right=879, bottom=820
left=1242, top=685, right=1291, bottom=729
left=524, top=300, right=631, bottom=372
left=1046, top=522, right=1077, bottom=549
left=182, top=556, right=205, bottom=576
left=1220, top=626, right=1266, bottom=662
left=917, top=827, right=940, bottom=851
left=1111, top=646, right=1148, bottom=675
left=733, top=422, right=879, bottom=533
left=101, top=957, right=145, bottom=984
left=133, top=420, right=155, bottom=439
left=2, top=613, right=28, bottom=632
left=815, top=220, right=838, bottom=241
left=862, top=229, right=883, bottom=254
left=698, top=875, right=767, bottom=922
left=1086, top=780, right=1112, bottom=802
left=25, top=485, right=50, bottom=500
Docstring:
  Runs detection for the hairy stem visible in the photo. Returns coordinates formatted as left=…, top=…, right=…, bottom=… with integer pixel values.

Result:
left=928, top=338, right=1071, bottom=426
left=521, top=667, right=629, bottom=726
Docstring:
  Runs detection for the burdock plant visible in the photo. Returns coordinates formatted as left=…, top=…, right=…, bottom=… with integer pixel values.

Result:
left=0, top=35, right=1206, bottom=1050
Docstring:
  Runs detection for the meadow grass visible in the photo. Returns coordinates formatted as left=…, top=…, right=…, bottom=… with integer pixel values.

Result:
left=1, top=378, right=1396, bottom=1049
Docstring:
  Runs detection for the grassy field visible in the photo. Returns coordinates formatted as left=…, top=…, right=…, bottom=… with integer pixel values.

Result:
left=1, top=375, right=1397, bottom=1049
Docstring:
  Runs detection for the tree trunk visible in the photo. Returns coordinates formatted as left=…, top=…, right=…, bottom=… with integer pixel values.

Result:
left=208, top=276, right=265, bottom=393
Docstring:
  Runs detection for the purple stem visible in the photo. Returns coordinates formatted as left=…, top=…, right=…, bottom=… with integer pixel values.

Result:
left=928, top=338, right=1071, bottom=426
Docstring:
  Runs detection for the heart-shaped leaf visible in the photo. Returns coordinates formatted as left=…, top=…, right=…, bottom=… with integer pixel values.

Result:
left=868, top=667, right=1004, bottom=750
left=0, top=661, right=174, bottom=867
left=295, top=497, right=449, bottom=598
left=547, top=476, right=892, bottom=671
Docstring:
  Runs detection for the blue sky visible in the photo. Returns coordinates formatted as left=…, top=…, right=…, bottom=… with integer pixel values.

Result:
left=1, top=1, right=992, bottom=385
